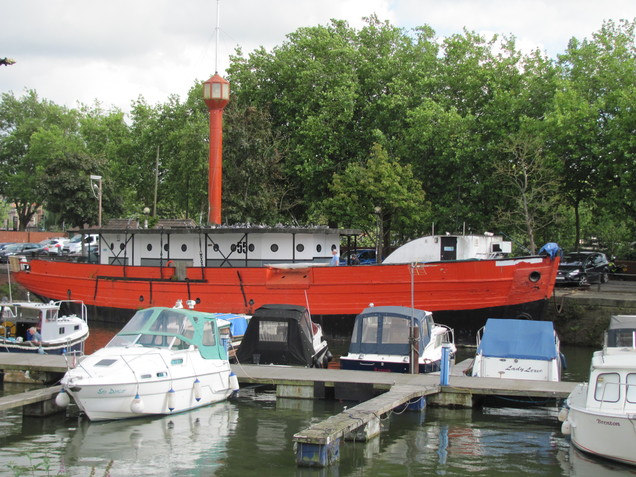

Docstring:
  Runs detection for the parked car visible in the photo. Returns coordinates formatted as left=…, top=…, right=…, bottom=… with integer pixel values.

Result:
left=0, top=242, right=43, bottom=263
left=39, top=237, right=69, bottom=255
left=340, top=249, right=378, bottom=265
left=556, top=251, right=610, bottom=286
left=63, top=234, right=98, bottom=255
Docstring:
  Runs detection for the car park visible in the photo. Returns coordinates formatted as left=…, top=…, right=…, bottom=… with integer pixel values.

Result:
left=556, top=251, right=610, bottom=286
left=39, top=237, right=69, bottom=255
left=63, top=234, right=98, bottom=255
left=0, top=242, right=43, bottom=263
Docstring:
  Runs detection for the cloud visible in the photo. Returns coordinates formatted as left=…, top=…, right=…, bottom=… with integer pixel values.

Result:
left=2, top=0, right=635, bottom=112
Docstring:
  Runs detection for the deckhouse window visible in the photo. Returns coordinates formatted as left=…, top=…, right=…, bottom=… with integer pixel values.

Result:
left=359, top=315, right=379, bottom=344
left=259, top=320, right=287, bottom=343
left=627, top=373, right=636, bottom=403
left=595, top=372, right=620, bottom=403
left=202, top=322, right=217, bottom=346
left=381, top=316, right=409, bottom=345
left=150, top=310, right=184, bottom=335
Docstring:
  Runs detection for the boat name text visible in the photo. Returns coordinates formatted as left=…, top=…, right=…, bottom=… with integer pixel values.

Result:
left=97, top=388, right=126, bottom=395
left=504, top=365, right=542, bottom=374
left=596, top=418, right=621, bottom=427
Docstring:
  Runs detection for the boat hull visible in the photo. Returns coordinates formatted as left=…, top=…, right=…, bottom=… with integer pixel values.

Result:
left=67, top=376, right=233, bottom=421
left=0, top=339, right=85, bottom=354
left=567, top=384, right=636, bottom=466
left=61, top=342, right=234, bottom=421
left=14, top=255, right=559, bottom=339
left=339, top=356, right=444, bottom=373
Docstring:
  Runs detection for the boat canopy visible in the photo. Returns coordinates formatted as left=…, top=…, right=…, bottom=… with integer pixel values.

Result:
left=235, top=304, right=316, bottom=366
left=607, top=314, right=636, bottom=348
left=477, top=318, right=558, bottom=360
left=106, top=307, right=227, bottom=360
left=347, top=306, right=433, bottom=356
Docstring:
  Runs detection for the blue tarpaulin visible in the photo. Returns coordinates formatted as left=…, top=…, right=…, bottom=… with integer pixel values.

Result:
left=477, top=319, right=557, bottom=361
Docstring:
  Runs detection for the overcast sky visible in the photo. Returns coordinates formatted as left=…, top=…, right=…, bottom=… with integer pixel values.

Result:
left=2, top=0, right=636, bottom=113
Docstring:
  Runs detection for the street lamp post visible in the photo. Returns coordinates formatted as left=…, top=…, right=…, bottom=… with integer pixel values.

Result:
left=90, top=175, right=102, bottom=227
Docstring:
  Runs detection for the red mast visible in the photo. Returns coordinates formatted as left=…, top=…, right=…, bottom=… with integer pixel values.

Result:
left=203, top=73, right=230, bottom=225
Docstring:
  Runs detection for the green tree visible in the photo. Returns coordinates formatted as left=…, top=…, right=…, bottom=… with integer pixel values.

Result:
left=315, top=143, right=429, bottom=258
left=0, top=90, right=78, bottom=229
left=494, top=131, right=561, bottom=253
left=549, top=19, right=636, bottom=249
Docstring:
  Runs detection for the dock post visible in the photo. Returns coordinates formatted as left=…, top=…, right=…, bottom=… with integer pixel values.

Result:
left=440, top=343, right=450, bottom=386
left=295, top=438, right=340, bottom=467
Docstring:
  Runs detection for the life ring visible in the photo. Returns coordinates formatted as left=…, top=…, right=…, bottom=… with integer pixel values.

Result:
left=2, top=321, right=16, bottom=337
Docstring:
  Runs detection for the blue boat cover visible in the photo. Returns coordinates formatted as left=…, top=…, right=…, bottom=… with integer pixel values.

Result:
left=214, top=313, right=250, bottom=337
left=477, top=319, right=557, bottom=361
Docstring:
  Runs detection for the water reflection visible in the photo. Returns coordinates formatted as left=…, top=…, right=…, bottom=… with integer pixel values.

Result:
left=1, top=341, right=634, bottom=476
left=59, top=401, right=237, bottom=476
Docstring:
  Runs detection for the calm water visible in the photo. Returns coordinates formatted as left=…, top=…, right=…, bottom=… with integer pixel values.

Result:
left=2, top=338, right=636, bottom=476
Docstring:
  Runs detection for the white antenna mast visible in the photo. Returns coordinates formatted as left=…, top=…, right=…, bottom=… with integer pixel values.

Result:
left=215, top=0, right=221, bottom=74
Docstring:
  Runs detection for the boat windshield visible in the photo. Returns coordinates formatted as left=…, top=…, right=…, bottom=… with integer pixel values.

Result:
left=107, top=308, right=197, bottom=349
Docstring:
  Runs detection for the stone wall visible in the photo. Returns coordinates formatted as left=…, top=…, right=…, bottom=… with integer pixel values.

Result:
left=546, top=288, right=636, bottom=347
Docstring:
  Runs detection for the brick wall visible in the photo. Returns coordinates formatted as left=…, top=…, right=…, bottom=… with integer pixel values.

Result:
left=0, top=231, right=67, bottom=244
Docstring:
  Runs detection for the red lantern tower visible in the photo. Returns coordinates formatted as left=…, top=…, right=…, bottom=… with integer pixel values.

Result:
left=203, top=73, right=230, bottom=225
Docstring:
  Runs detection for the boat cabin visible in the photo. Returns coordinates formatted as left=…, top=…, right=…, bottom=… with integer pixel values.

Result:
left=1, top=300, right=87, bottom=344
left=346, top=306, right=436, bottom=358
left=472, top=318, right=562, bottom=381
left=106, top=306, right=228, bottom=360
left=383, top=234, right=512, bottom=264
left=606, top=314, right=636, bottom=348
left=79, top=221, right=359, bottom=268
left=235, top=304, right=328, bottom=367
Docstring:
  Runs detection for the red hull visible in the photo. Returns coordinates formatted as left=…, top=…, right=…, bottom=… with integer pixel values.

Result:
left=14, top=256, right=559, bottom=320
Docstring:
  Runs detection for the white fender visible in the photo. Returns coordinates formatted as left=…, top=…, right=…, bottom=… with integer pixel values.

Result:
left=167, top=388, right=176, bottom=412
left=55, top=389, right=70, bottom=408
left=193, top=378, right=202, bottom=402
left=131, top=393, right=144, bottom=414
left=561, top=420, right=572, bottom=436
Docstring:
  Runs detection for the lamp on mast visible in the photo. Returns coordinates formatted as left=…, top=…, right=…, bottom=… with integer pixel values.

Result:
left=203, top=0, right=230, bottom=225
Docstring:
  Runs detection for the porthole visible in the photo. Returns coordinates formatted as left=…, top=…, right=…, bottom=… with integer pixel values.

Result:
left=196, top=297, right=201, bottom=304
left=529, top=271, right=541, bottom=283
left=139, top=296, right=144, bottom=302
left=213, top=244, right=220, bottom=252
left=296, top=244, right=305, bottom=252
left=231, top=244, right=236, bottom=252
left=316, top=244, right=322, bottom=253
left=146, top=244, right=152, bottom=252
left=119, top=243, right=125, bottom=250
left=249, top=244, right=255, bottom=252
left=271, top=244, right=279, bottom=252
left=181, top=244, right=187, bottom=252
left=110, top=243, right=114, bottom=250
left=164, top=244, right=169, bottom=252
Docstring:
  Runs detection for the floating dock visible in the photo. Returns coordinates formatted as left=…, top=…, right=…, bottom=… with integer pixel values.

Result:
left=1, top=355, right=577, bottom=467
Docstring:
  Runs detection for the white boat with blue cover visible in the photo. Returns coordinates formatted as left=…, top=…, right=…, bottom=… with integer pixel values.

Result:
left=339, top=306, right=456, bottom=373
left=471, top=318, right=563, bottom=382
left=56, top=301, right=238, bottom=421
left=560, top=314, right=636, bottom=466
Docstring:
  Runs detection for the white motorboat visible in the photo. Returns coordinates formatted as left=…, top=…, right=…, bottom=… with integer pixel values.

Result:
left=56, top=300, right=238, bottom=421
left=0, top=299, right=88, bottom=355
left=339, top=306, right=456, bottom=373
left=560, top=314, right=636, bottom=466
left=471, top=318, right=564, bottom=381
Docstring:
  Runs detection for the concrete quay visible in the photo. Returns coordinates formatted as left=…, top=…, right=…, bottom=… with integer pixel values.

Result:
left=548, top=279, right=636, bottom=346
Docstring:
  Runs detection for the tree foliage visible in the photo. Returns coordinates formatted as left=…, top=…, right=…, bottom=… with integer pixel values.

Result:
left=0, top=18, right=635, bottom=256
